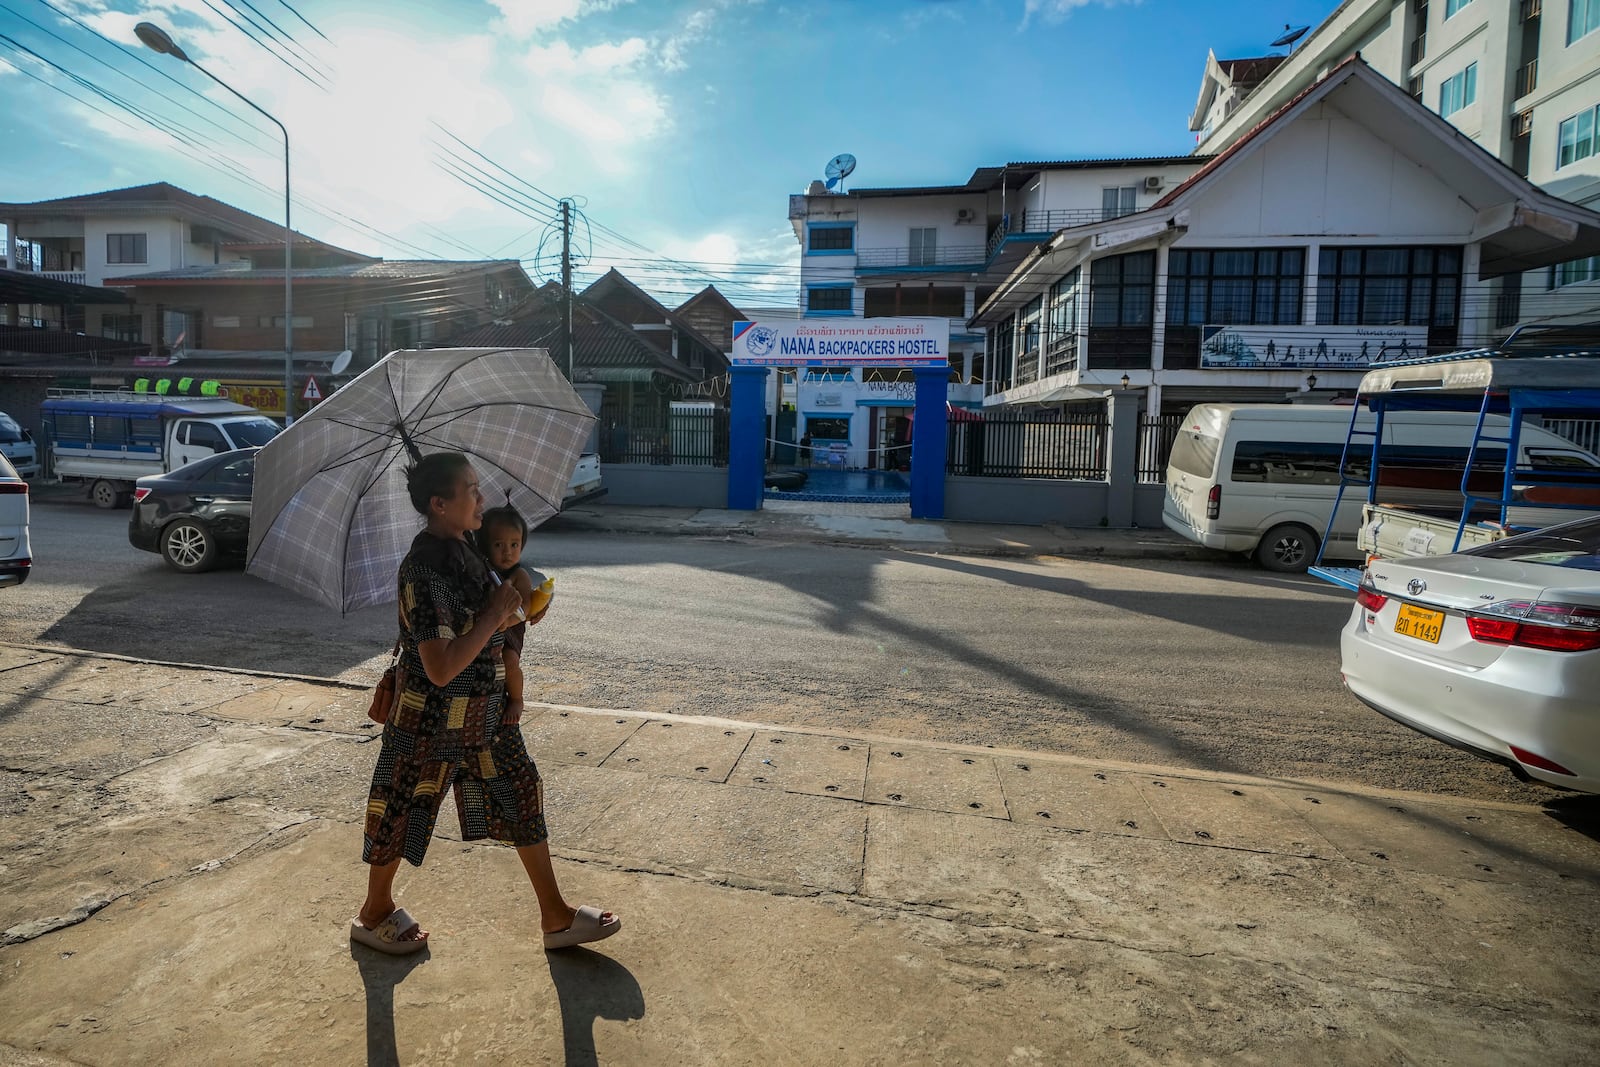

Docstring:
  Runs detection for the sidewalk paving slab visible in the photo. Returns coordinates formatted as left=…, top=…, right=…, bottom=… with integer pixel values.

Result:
left=1, top=649, right=1598, bottom=1064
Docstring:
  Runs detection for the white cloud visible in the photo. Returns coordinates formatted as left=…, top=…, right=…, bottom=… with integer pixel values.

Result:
left=486, top=0, right=631, bottom=40
left=1021, top=0, right=1140, bottom=27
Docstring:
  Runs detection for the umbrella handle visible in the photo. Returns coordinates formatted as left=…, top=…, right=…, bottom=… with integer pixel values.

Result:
left=488, top=570, right=527, bottom=622
left=397, top=423, right=424, bottom=463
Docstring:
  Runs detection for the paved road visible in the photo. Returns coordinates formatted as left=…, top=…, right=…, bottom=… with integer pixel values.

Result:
left=1, top=496, right=1562, bottom=804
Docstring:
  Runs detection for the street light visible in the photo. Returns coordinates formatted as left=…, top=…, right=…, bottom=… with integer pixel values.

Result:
left=1120, top=373, right=1131, bottom=390
left=135, top=21, right=296, bottom=425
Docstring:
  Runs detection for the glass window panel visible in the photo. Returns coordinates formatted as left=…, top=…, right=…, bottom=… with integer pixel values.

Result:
left=1433, top=278, right=1459, bottom=325
left=1412, top=248, right=1434, bottom=273
left=1211, top=279, right=1252, bottom=323
left=1338, top=283, right=1360, bottom=323
left=1254, top=281, right=1277, bottom=325
left=1437, top=247, right=1462, bottom=274
left=1168, top=250, right=1188, bottom=275
left=1092, top=258, right=1120, bottom=284
left=1190, top=250, right=1210, bottom=274
left=1280, top=249, right=1303, bottom=276
left=1341, top=249, right=1363, bottom=274
left=1408, top=277, right=1434, bottom=325
left=1365, top=249, right=1410, bottom=274
left=1166, top=279, right=1188, bottom=324
left=1213, top=250, right=1255, bottom=275
left=1123, top=252, right=1155, bottom=283
left=1188, top=281, right=1209, bottom=325
left=1362, top=278, right=1407, bottom=323
left=1320, top=249, right=1337, bottom=275
left=1257, top=250, right=1278, bottom=274
left=1560, top=114, right=1581, bottom=167
left=1279, top=279, right=1303, bottom=324
left=1122, top=286, right=1153, bottom=325
left=1317, top=288, right=1337, bottom=325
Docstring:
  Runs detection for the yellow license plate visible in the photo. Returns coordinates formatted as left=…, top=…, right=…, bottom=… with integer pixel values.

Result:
left=1394, top=604, right=1445, bottom=644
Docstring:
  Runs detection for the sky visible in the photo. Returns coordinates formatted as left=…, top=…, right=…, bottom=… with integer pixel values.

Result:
left=0, top=0, right=1337, bottom=308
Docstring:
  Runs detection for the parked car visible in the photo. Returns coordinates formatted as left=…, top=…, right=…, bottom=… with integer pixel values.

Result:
left=0, top=452, right=31, bottom=588
left=1339, top=515, right=1600, bottom=793
left=564, top=452, right=606, bottom=508
left=129, top=448, right=257, bottom=573
left=0, top=411, right=40, bottom=479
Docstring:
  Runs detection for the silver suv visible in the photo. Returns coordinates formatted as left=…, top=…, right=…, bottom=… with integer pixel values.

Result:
left=0, top=452, right=31, bottom=588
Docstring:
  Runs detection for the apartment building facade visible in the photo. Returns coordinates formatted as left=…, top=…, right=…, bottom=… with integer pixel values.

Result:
left=1192, top=0, right=1600, bottom=319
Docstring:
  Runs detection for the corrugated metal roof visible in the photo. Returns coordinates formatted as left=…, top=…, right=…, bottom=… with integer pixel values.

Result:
left=107, top=260, right=521, bottom=284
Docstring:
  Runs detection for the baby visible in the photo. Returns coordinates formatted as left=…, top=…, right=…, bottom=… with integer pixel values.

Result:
left=479, top=503, right=552, bottom=723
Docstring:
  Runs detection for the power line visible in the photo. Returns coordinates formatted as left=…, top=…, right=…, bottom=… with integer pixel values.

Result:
left=217, top=0, right=334, bottom=85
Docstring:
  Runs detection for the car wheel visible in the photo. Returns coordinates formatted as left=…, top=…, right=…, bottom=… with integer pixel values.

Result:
left=1255, top=523, right=1318, bottom=573
left=162, top=521, right=218, bottom=573
left=90, top=479, right=123, bottom=509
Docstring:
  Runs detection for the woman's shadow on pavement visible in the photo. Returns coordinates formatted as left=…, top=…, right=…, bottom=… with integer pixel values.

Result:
left=547, top=947, right=645, bottom=1067
left=351, top=943, right=431, bottom=1067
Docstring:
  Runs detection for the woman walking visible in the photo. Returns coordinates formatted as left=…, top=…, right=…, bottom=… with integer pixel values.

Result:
left=350, top=451, right=620, bottom=954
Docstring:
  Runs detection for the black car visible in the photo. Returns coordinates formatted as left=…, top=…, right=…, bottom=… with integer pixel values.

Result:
left=129, top=448, right=257, bottom=572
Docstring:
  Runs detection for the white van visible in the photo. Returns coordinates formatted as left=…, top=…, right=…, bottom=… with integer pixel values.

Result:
left=1161, top=404, right=1600, bottom=572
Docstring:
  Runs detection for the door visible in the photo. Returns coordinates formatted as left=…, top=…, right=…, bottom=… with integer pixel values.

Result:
left=170, top=420, right=229, bottom=470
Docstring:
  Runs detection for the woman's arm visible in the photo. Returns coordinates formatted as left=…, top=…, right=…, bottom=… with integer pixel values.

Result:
left=416, top=581, right=522, bottom=686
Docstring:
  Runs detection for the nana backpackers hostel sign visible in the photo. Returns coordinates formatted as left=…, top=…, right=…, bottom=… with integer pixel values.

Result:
left=730, top=317, right=949, bottom=368
left=1201, top=324, right=1429, bottom=369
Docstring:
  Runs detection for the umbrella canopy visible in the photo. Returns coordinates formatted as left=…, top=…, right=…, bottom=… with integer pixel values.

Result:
left=246, top=347, right=596, bottom=613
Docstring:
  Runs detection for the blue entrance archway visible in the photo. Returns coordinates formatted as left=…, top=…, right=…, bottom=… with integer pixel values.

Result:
left=726, top=318, right=950, bottom=519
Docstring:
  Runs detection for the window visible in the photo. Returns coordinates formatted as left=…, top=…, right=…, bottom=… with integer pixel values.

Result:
left=1317, top=246, right=1462, bottom=328
left=1046, top=269, right=1081, bottom=376
left=102, top=313, right=143, bottom=342
left=1557, top=104, right=1599, bottom=167
left=1090, top=251, right=1155, bottom=327
left=185, top=422, right=228, bottom=451
left=806, top=286, right=852, bottom=313
left=807, top=224, right=853, bottom=253
left=106, top=233, right=147, bottom=264
left=805, top=417, right=850, bottom=440
left=989, top=315, right=1015, bottom=391
left=909, top=227, right=937, bottom=266
left=215, top=455, right=255, bottom=484
left=1438, top=62, right=1477, bottom=117
left=1550, top=255, right=1600, bottom=287
left=1444, top=0, right=1472, bottom=16
left=1101, top=186, right=1137, bottom=221
left=1016, top=297, right=1043, bottom=385
left=257, top=314, right=314, bottom=328
left=1167, top=248, right=1305, bottom=327
left=1571, top=0, right=1600, bottom=44
left=1169, top=431, right=1221, bottom=479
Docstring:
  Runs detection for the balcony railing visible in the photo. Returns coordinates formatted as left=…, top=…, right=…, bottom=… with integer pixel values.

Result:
left=986, top=208, right=1124, bottom=259
left=853, top=245, right=986, bottom=270
left=1521, top=0, right=1542, bottom=22
left=1515, top=59, right=1538, bottom=99
left=1409, top=33, right=1426, bottom=66
left=40, top=270, right=88, bottom=286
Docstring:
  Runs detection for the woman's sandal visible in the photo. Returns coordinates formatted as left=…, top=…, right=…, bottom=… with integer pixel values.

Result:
left=543, top=905, right=621, bottom=950
left=350, top=907, right=429, bottom=955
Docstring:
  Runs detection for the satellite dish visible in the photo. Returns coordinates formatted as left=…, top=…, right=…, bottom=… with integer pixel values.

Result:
left=824, top=153, right=857, bottom=191
left=1271, top=23, right=1309, bottom=48
left=331, top=349, right=352, bottom=375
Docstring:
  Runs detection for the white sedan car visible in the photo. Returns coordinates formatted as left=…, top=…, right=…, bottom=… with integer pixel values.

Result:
left=1340, top=515, right=1600, bottom=793
left=0, top=452, right=31, bottom=589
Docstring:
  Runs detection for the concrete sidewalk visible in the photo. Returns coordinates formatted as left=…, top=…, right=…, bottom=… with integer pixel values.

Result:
left=547, top=500, right=1215, bottom=562
left=1, top=644, right=1597, bottom=1065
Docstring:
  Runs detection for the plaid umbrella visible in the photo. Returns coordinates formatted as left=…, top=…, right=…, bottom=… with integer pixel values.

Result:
left=246, top=347, right=596, bottom=613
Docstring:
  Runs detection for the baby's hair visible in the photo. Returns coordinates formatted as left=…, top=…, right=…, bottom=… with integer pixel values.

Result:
left=480, top=497, right=528, bottom=542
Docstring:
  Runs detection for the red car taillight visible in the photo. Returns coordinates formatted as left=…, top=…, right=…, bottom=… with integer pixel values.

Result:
left=0, top=481, right=25, bottom=495
left=1355, top=587, right=1388, bottom=613
left=1206, top=484, right=1221, bottom=519
left=1465, top=601, right=1600, bottom=653
left=133, top=487, right=152, bottom=504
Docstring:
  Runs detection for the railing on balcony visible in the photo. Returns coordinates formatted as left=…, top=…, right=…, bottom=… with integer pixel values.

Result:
left=985, top=208, right=1128, bottom=259
left=1521, top=0, right=1542, bottom=22
left=40, top=271, right=88, bottom=286
left=1409, top=33, right=1426, bottom=66
left=1044, top=336, right=1079, bottom=377
left=1515, top=59, right=1538, bottom=99
left=853, top=245, right=986, bottom=270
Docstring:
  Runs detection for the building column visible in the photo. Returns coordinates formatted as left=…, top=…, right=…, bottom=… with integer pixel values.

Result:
left=727, top=364, right=768, bottom=511
left=909, top=364, right=948, bottom=520
left=1106, top=388, right=1140, bottom=528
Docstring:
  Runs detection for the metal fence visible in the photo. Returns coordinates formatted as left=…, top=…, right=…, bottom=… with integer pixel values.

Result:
left=946, top=414, right=1108, bottom=479
left=599, top=406, right=730, bottom=466
left=1137, top=413, right=1185, bottom=483
left=1540, top=417, right=1600, bottom=456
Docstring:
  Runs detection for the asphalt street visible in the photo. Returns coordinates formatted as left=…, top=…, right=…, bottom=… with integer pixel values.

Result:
left=1, top=496, right=1564, bottom=804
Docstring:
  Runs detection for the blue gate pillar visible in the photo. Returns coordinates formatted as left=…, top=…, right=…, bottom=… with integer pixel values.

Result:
left=727, top=364, right=768, bottom=511
left=909, top=365, right=949, bottom=520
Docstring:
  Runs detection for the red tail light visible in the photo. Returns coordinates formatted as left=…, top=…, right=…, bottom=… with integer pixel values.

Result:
left=133, top=487, right=152, bottom=504
left=1466, top=601, right=1600, bottom=653
left=1206, top=484, right=1221, bottom=519
left=1509, top=746, right=1576, bottom=776
left=0, top=481, right=25, bottom=495
left=1355, top=587, right=1388, bottom=613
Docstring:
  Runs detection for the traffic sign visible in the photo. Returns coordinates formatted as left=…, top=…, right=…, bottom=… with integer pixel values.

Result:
left=302, top=376, right=322, bottom=401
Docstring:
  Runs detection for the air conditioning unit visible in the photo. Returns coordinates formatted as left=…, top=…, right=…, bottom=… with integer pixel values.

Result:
left=1142, top=175, right=1164, bottom=192
left=955, top=208, right=975, bottom=223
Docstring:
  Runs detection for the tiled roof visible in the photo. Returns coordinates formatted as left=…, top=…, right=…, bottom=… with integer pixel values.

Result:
left=448, top=288, right=704, bottom=382
left=108, top=260, right=523, bottom=284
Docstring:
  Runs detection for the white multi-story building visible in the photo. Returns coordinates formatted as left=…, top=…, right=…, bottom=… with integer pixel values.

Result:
left=787, top=156, right=1206, bottom=458
left=973, top=59, right=1600, bottom=417
left=1192, top=0, right=1600, bottom=322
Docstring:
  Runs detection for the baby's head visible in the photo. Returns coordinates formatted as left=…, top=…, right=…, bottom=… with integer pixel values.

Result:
left=479, top=502, right=528, bottom=573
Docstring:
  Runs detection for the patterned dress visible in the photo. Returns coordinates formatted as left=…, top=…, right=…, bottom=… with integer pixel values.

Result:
left=362, top=531, right=548, bottom=867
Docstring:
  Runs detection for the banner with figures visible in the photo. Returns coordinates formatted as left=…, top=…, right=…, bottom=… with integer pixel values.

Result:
left=1201, top=324, right=1429, bottom=369
left=731, top=317, right=949, bottom=368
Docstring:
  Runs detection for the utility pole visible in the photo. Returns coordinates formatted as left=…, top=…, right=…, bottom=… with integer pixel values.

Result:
left=560, top=199, right=574, bottom=381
